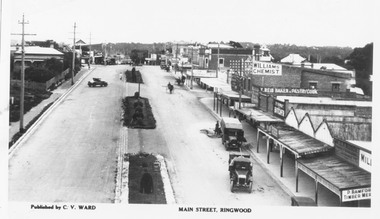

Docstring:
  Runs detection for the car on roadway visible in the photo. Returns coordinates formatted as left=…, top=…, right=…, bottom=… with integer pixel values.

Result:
left=88, top=78, right=108, bottom=87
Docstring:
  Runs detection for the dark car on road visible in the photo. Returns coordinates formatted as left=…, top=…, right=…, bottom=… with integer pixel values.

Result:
left=88, top=78, right=108, bottom=87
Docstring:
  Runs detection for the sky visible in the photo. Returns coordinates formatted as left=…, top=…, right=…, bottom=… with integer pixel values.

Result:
left=6, top=0, right=380, bottom=47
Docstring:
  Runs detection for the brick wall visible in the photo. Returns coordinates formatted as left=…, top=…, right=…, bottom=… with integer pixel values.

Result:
left=249, top=65, right=301, bottom=88
left=301, top=69, right=351, bottom=92
left=209, top=54, right=251, bottom=71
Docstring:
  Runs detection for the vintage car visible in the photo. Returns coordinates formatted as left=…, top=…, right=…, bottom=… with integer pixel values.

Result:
left=228, top=152, right=253, bottom=193
left=220, top=117, right=246, bottom=150
left=88, top=78, right=108, bottom=87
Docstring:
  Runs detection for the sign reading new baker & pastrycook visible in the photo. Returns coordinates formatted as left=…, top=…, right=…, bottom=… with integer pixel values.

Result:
left=260, top=87, right=318, bottom=95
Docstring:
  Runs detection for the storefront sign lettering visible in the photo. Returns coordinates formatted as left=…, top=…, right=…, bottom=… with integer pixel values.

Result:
left=252, top=61, right=282, bottom=75
left=342, top=187, right=371, bottom=202
left=273, top=101, right=285, bottom=118
left=359, top=150, right=371, bottom=172
left=260, top=87, right=318, bottom=95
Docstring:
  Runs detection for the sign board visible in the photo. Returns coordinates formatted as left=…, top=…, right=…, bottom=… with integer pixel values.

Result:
left=260, top=87, right=318, bottom=95
left=270, top=125, right=280, bottom=138
left=189, top=69, right=216, bottom=77
left=251, top=61, right=282, bottom=75
left=342, top=187, right=371, bottom=202
left=359, top=150, right=371, bottom=172
left=273, top=100, right=285, bottom=118
left=231, top=74, right=242, bottom=91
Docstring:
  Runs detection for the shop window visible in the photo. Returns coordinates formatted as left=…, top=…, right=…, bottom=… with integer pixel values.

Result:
left=332, top=83, right=340, bottom=92
left=309, top=82, right=318, bottom=89
left=218, top=58, right=224, bottom=67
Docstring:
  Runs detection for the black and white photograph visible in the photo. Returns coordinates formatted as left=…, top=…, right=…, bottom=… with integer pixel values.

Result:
left=0, top=0, right=379, bottom=218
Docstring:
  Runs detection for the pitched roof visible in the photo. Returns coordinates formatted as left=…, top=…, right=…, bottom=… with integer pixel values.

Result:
left=280, top=53, right=306, bottom=64
left=14, top=46, right=63, bottom=56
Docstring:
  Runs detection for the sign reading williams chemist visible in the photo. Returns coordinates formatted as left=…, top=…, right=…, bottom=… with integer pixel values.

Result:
left=252, top=61, right=282, bottom=75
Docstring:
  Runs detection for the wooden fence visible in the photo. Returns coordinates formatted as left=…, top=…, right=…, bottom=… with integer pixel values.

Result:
left=11, top=68, right=70, bottom=91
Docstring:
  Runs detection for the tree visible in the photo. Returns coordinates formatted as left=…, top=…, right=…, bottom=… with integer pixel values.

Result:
left=45, top=58, right=64, bottom=75
left=345, top=43, right=373, bottom=96
left=24, top=67, right=55, bottom=82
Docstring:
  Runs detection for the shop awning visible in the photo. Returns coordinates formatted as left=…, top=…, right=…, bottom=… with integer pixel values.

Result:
left=236, top=108, right=283, bottom=123
left=187, top=70, right=216, bottom=78
left=200, top=77, right=232, bottom=91
left=297, top=155, right=371, bottom=202
left=220, top=91, right=251, bottom=102
left=261, top=123, right=333, bottom=157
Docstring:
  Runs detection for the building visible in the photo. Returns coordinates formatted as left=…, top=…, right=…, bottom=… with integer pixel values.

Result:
left=12, top=46, right=64, bottom=73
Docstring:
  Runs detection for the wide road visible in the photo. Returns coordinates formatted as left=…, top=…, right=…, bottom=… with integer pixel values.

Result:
left=8, top=65, right=126, bottom=203
left=126, top=65, right=290, bottom=206
left=9, top=64, right=290, bottom=206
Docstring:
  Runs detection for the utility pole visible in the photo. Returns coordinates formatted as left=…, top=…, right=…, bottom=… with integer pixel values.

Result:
left=216, top=42, right=220, bottom=78
left=89, top=32, right=92, bottom=65
left=239, top=58, right=243, bottom=109
left=71, top=22, right=76, bottom=85
left=190, top=45, right=194, bottom=89
left=11, top=14, right=36, bottom=133
left=175, top=42, right=178, bottom=75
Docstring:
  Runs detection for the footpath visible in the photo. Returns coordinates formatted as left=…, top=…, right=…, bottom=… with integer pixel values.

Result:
left=170, top=70, right=339, bottom=207
left=9, top=67, right=94, bottom=146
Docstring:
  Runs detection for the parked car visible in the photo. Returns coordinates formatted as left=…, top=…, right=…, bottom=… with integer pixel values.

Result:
left=88, top=78, right=108, bottom=87
left=228, top=152, right=253, bottom=193
left=220, top=117, right=246, bottom=150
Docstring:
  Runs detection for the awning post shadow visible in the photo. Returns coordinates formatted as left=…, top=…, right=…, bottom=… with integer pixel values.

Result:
left=280, top=145, right=284, bottom=177
left=315, top=177, right=319, bottom=205
left=220, top=96, right=222, bottom=117
left=295, top=160, right=299, bottom=192
left=266, top=137, right=270, bottom=164
left=213, top=92, right=216, bottom=111
left=256, top=130, right=260, bottom=153
left=216, top=93, right=219, bottom=114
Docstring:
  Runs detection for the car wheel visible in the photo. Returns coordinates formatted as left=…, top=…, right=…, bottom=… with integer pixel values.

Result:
left=230, top=180, right=234, bottom=193
left=248, top=182, right=253, bottom=193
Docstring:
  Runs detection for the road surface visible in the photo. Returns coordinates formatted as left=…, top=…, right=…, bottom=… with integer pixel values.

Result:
left=9, top=65, right=290, bottom=206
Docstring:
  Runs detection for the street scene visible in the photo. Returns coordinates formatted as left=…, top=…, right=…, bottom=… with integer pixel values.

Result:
left=3, top=0, right=378, bottom=219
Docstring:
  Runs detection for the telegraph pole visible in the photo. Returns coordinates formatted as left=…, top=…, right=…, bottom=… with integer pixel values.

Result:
left=89, top=32, right=92, bottom=65
left=190, top=46, right=194, bottom=89
left=216, top=42, right=220, bottom=78
left=71, top=22, right=76, bottom=85
left=11, top=14, right=36, bottom=132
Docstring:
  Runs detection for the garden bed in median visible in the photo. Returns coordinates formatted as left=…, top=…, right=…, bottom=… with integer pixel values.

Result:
left=127, top=152, right=166, bottom=204
left=122, top=95, right=156, bottom=129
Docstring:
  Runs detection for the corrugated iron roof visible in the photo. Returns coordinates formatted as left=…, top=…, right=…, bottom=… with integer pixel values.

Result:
left=272, top=123, right=333, bottom=156
left=298, top=155, right=371, bottom=190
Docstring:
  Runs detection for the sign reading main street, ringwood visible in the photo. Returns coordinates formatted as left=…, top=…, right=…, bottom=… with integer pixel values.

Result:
left=252, top=61, right=282, bottom=75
